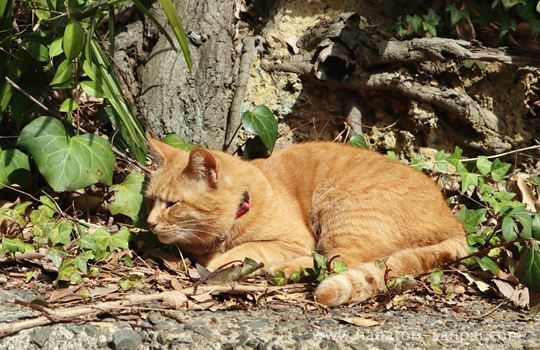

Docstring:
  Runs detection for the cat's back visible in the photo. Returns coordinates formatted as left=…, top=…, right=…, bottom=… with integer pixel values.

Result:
left=255, top=141, right=429, bottom=188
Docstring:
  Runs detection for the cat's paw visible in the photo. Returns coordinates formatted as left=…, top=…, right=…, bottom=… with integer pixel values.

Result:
left=315, top=271, right=374, bottom=306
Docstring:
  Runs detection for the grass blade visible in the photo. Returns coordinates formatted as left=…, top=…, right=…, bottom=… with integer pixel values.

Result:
left=131, top=0, right=177, bottom=51
left=89, top=39, right=147, bottom=162
left=158, top=0, right=192, bottom=70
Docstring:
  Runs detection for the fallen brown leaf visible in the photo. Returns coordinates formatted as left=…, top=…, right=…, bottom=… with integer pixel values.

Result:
left=335, top=316, right=380, bottom=327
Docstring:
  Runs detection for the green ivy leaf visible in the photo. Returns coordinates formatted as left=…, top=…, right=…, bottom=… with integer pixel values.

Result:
left=18, top=116, right=115, bottom=192
left=501, top=0, right=527, bottom=10
left=63, top=19, right=85, bottom=60
left=48, top=219, right=73, bottom=246
left=331, top=259, right=348, bottom=274
left=445, top=4, right=470, bottom=26
left=0, top=148, right=30, bottom=189
left=502, top=216, right=518, bottom=241
left=58, top=258, right=82, bottom=283
left=45, top=247, right=67, bottom=269
left=348, top=135, right=369, bottom=149
left=475, top=156, right=492, bottom=176
left=241, top=105, right=278, bottom=152
left=406, top=15, right=423, bottom=32
left=161, top=134, right=195, bottom=151
left=491, top=159, right=511, bottom=182
left=0, top=237, right=34, bottom=255
left=533, top=214, right=540, bottom=240
left=459, top=171, right=479, bottom=193
left=272, top=271, right=287, bottom=286
left=508, top=207, right=532, bottom=239
left=516, top=242, right=540, bottom=292
left=477, top=256, right=500, bottom=275
left=457, top=208, right=487, bottom=234
left=312, top=252, right=327, bottom=271
left=109, top=173, right=145, bottom=225
left=110, top=227, right=131, bottom=251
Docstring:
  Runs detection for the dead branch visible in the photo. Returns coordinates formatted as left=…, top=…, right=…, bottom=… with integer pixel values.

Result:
left=0, top=283, right=309, bottom=338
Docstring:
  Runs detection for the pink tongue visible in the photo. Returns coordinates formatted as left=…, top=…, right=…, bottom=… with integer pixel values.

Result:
left=236, top=201, right=250, bottom=218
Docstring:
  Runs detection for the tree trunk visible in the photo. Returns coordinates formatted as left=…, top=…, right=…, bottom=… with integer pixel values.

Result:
left=140, top=0, right=237, bottom=149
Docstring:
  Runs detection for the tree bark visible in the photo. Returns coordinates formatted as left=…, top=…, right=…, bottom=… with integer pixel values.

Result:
left=140, top=0, right=237, bottom=149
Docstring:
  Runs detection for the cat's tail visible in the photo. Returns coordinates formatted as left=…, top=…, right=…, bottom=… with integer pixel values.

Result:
left=315, top=235, right=468, bottom=306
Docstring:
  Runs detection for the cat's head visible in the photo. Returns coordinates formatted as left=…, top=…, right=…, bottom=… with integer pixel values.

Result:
left=145, top=138, right=247, bottom=250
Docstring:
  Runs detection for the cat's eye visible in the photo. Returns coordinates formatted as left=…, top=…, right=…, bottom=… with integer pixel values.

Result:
left=164, top=200, right=179, bottom=209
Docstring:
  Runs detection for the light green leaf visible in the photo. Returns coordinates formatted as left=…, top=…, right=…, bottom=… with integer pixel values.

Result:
left=406, top=15, right=423, bottom=32
left=63, top=19, right=85, bottom=60
left=457, top=208, right=487, bottom=234
left=475, top=156, right=492, bottom=176
left=331, top=259, right=348, bottom=274
left=241, top=105, right=278, bottom=152
left=50, top=59, right=73, bottom=88
left=49, top=37, right=63, bottom=58
left=477, top=256, right=500, bottom=275
left=502, top=216, right=518, bottom=241
left=91, top=228, right=112, bottom=257
left=516, top=242, right=540, bottom=292
left=59, top=98, right=78, bottom=113
left=0, top=148, right=30, bottom=189
left=157, top=0, right=192, bottom=70
left=459, top=171, right=479, bottom=193
left=45, top=247, right=67, bottom=269
left=0, top=237, right=34, bottom=255
left=272, top=271, right=287, bottom=286
left=80, top=80, right=106, bottom=98
left=348, top=135, right=369, bottom=149
left=491, top=159, right=511, bottom=182
left=445, top=4, right=470, bottom=26
left=48, top=219, right=73, bottom=246
left=533, top=214, right=540, bottom=240
left=110, top=227, right=131, bottom=251
left=58, top=258, right=82, bottom=283
left=109, top=173, right=145, bottom=225
left=17, top=116, right=115, bottom=192
left=161, top=134, right=196, bottom=151
left=501, top=0, right=527, bottom=10
left=508, top=207, right=532, bottom=239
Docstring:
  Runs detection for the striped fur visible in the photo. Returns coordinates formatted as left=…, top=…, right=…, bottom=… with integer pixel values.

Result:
left=146, top=139, right=467, bottom=306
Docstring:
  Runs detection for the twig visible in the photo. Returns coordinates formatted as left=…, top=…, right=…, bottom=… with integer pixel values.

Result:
left=0, top=283, right=309, bottom=338
left=461, top=145, right=540, bottom=162
left=5, top=77, right=62, bottom=118
left=463, top=300, right=508, bottom=320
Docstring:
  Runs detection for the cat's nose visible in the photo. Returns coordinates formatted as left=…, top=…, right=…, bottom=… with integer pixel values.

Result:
left=147, top=220, right=157, bottom=230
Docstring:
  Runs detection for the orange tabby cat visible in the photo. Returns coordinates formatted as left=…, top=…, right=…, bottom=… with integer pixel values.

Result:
left=146, top=139, right=468, bottom=306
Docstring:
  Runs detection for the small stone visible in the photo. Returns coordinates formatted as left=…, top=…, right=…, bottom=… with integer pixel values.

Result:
left=113, top=329, right=142, bottom=350
left=247, top=319, right=269, bottom=329
left=31, top=326, right=51, bottom=347
left=84, top=324, right=100, bottom=337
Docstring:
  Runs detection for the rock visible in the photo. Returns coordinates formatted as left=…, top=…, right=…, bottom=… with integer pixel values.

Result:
left=112, top=329, right=142, bottom=350
left=31, top=326, right=51, bottom=347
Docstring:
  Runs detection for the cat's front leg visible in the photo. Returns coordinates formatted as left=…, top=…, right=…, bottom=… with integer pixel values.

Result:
left=205, top=241, right=309, bottom=272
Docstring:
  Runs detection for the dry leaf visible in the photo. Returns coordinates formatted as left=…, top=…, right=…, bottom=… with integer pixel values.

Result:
left=89, top=285, right=119, bottom=298
left=170, top=278, right=184, bottom=291
left=514, top=174, right=538, bottom=212
left=511, top=288, right=529, bottom=309
left=162, top=291, right=188, bottom=310
left=190, top=292, right=213, bottom=303
left=459, top=271, right=492, bottom=293
left=335, top=317, right=380, bottom=327
left=493, top=279, right=515, bottom=299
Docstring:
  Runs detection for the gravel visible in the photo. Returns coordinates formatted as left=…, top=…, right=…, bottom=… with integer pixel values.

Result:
left=0, top=290, right=538, bottom=350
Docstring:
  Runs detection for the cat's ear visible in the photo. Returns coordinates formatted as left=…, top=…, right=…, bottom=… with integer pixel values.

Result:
left=148, top=137, right=179, bottom=165
left=187, top=149, right=219, bottom=188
